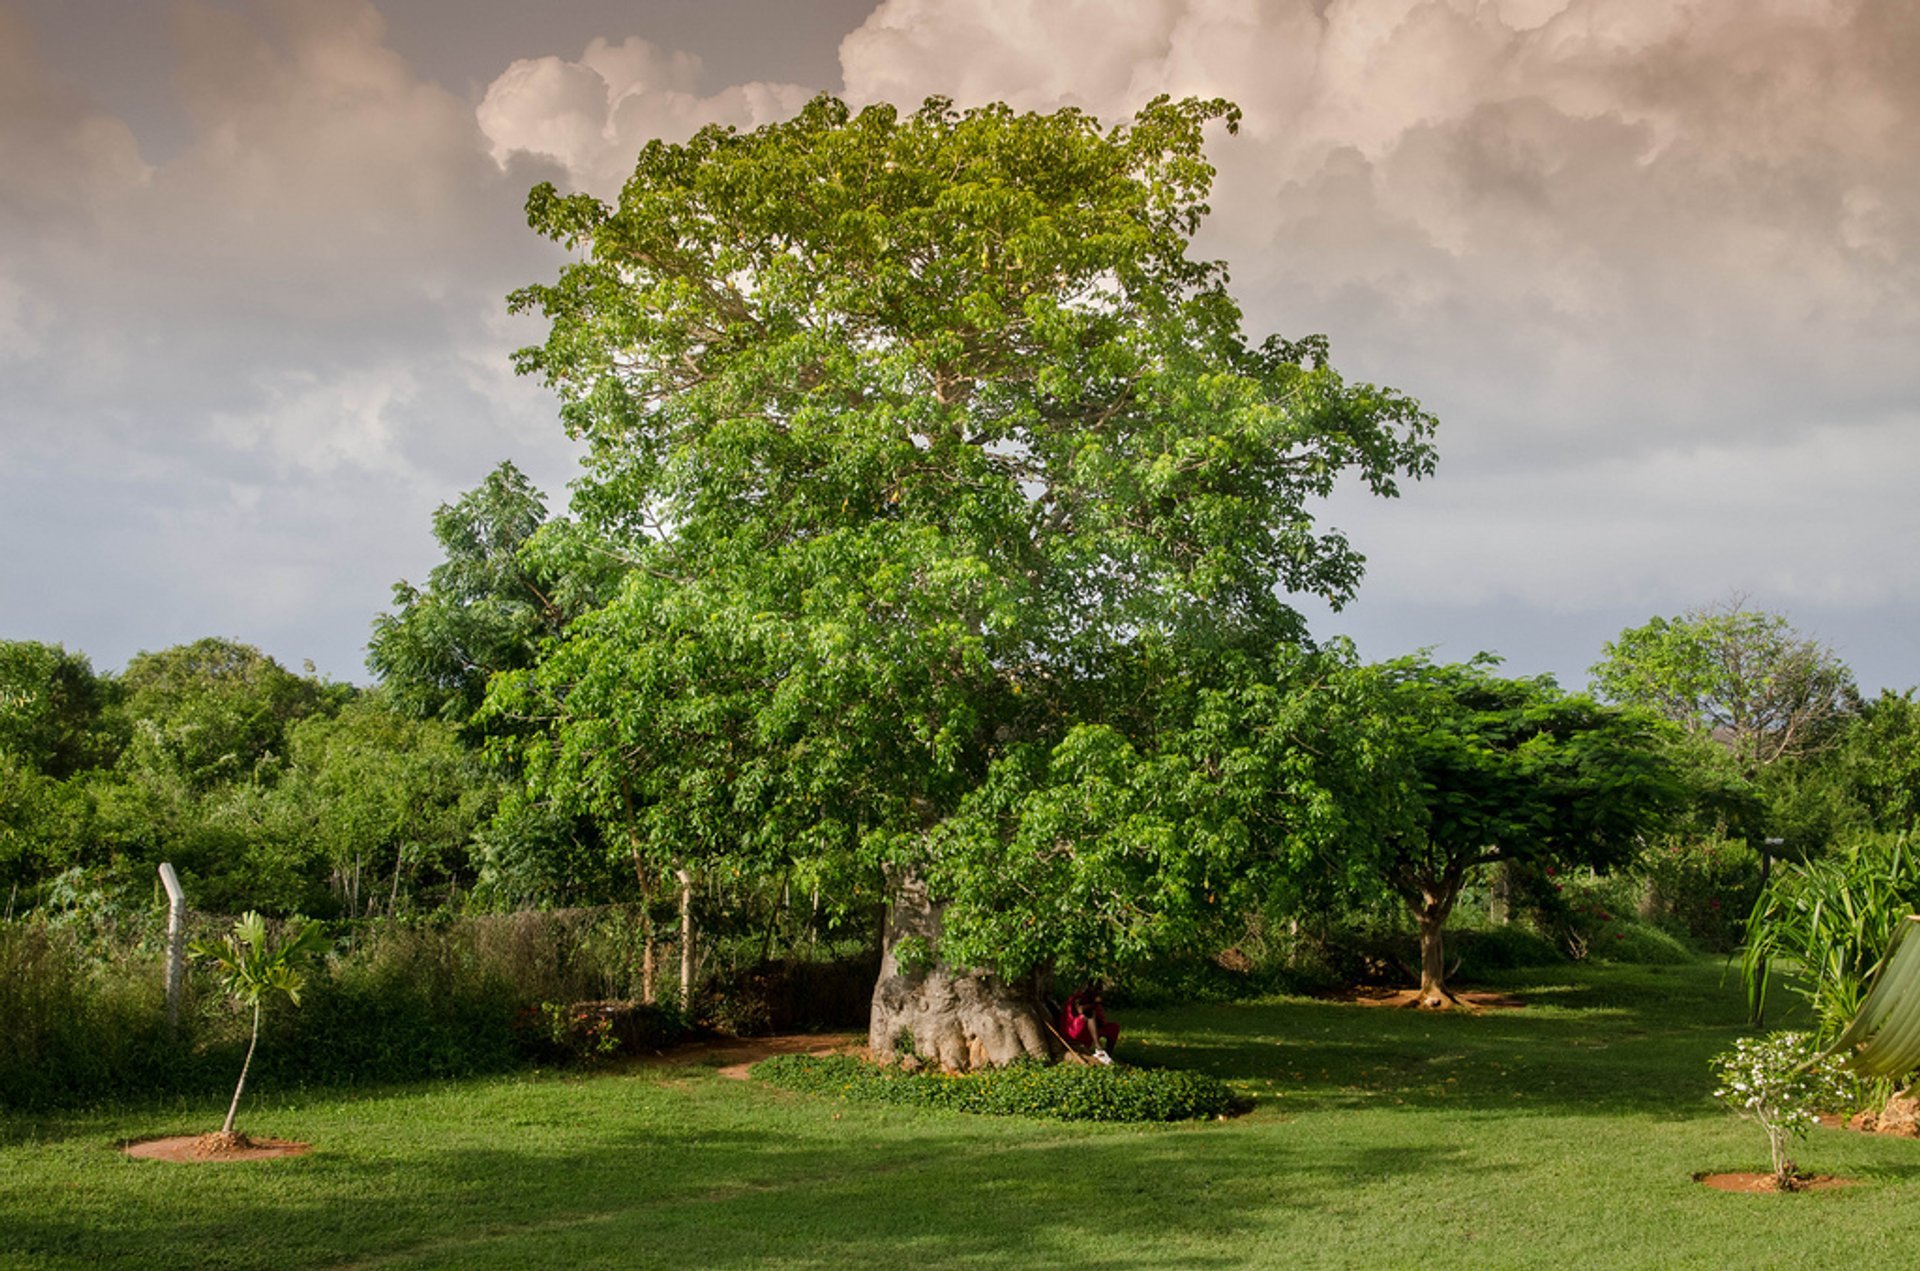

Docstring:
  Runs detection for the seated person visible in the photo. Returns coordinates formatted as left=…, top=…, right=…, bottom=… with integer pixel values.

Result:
left=1061, top=984, right=1120, bottom=1058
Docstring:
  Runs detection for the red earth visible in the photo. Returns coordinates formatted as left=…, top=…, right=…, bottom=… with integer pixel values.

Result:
left=1329, top=987, right=1527, bottom=1010
left=1694, top=1171, right=1854, bottom=1193
left=122, top=1132, right=311, bottom=1163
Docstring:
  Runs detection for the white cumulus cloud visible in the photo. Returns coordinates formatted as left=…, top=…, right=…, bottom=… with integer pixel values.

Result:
left=477, top=35, right=813, bottom=196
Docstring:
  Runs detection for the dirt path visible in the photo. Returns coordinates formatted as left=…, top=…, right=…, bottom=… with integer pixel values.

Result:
left=647, top=1032, right=867, bottom=1079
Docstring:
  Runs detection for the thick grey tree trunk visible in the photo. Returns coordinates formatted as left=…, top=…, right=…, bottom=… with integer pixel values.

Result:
left=868, top=872, right=1052, bottom=1072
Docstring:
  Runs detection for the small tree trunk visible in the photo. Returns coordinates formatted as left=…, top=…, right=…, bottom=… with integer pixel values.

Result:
left=868, top=871, right=1051, bottom=1072
left=1488, top=862, right=1510, bottom=926
left=387, top=849, right=405, bottom=917
left=223, top=1000, right=261, bottom=1136
left=676, top=866, right=694, bottom=1005
left=1414, top=881, right=1462, bottom=1008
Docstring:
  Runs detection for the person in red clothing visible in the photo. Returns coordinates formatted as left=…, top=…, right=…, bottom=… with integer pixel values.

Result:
left=1061, top=984, right=1119, bottom=1061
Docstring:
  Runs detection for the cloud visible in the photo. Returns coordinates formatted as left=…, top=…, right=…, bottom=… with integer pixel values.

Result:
left=837, top=0, right=1920, bottom=628
left=476, top=35, right=813, bottom=196
left=0, top=0, right=581, bottom=677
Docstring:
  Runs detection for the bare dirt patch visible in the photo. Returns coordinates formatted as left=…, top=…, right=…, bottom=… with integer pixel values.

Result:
left=1328, top=987, right=1526, bottom=1011
left=1694, top=1171, right=1854, bottom=1194
left=647, top=1032, right=867, bottom=1080
left=122, top=1132, right=311, bottom=1163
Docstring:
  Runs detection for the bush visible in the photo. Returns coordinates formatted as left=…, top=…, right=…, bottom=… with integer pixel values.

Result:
left=1742, top=833, right=1920, bottom=1036
left=0, top=921, right=189, bottom=1108
left=1447, top=926, right=1565, bottom=975
left=1712, top=1031, right=1865, bottom=1184
left=516, top=999, right=687, bottom=1064
left=753, top=1053, right=1248, bottom=1122
left=1594, top=920, right=1695, bottom=965
left=691, top=952, right=879, bottom=1035
left=1636, top=836, right=1763, bottom=952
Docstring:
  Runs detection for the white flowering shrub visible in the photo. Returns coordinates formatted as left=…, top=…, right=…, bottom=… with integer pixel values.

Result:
left=1710, top=1031, right=1860, bottom=1184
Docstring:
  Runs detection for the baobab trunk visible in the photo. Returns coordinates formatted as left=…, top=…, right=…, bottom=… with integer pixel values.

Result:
left=868, top=872, right=1052, bottom=1072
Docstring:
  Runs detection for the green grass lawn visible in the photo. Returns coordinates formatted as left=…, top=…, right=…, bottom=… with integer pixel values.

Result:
left=6, top=958, right=1919, bottom=1269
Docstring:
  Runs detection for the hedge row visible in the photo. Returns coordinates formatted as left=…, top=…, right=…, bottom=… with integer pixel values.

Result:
left=753, top=1053, right=1248, bottom=1122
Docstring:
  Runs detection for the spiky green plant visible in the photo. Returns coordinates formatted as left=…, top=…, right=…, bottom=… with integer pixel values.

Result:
left=1741, top=834, right=1919, bottom=1038
left=192, top=912, right=330, bottom=1135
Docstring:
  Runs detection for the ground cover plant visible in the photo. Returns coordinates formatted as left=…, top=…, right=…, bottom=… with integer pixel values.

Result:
left=9, top=959, right=1920, bottom=1270
left=753, top=1053, right=1246, bottom=1122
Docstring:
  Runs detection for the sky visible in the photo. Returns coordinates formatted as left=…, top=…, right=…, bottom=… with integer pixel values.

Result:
left=2, top=0, right=1916, bottom=693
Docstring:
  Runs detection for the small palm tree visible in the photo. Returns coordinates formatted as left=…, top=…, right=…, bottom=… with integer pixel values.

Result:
left=193, top=911, right=330, bottom=1137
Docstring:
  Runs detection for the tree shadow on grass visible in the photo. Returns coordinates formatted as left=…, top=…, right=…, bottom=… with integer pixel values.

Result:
left=3, top=1111, right=1487, bottom=1270
left=1126, top=961, right=1773, bottom=1119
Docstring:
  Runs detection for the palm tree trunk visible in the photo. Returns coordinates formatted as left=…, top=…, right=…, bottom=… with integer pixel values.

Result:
left=223, top=999, right=261, bottom=1136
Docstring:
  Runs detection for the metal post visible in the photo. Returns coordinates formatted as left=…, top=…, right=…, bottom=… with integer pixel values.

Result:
left=158, top=862, right=186, bottom=1034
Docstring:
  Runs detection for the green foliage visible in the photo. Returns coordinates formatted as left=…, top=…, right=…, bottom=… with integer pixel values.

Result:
left=1347, top=657, right=1684, bottom=995
left=1711, top=1031, right=1863, bottom=1183
left=1828, top=689, right=1920, bottom=836
left=1590, top=601, right=1856, bottom=776
left=193, top=911, right=332, bottom=1012
left=524, top=999, right=685, bottom=1065
left=1446, top=925, right=1567, bottom=974
left=754, top=1053, right=1246, bottom=1122
left=0, top=640, right=120, bottom=778
left=0, top=920, right=185, bottom=1109
left=368, top=462, right=574, bottom=730
left=0, top=754, right=95, bottom=894
left=1634, top=835, right=1762, bottom=951
left=1742, top=833, right=1920, bottom=1036
left=271, top=695, right=497, bottom=917
left=492, top=93, right=1437, bottom=981
left=117, top=638, right=337, bottom=793
left=0, top=908, right=873, bottom=1108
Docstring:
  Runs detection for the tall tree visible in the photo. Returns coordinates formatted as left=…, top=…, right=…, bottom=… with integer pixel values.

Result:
left=116, top=638, right=335, bottom=793
left=368, top=462, right=572, bottom=729
left=1362, top=659, right=1683, bottom=1006
left=1590, top=600, right=1856, bottom=776
left=0, top=640, right=119, bottom=779
left=492, top=95, right=1437, bottom=1067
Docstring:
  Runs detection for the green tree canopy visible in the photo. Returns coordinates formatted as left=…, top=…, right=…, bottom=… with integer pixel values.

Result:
left=491, top=95, right=1438, bottom=1065
left=0, top=640, right=119, bottom=779
left=116, top=638, right=337, bottom=793
left=368, top=462, right=573, bottom=730
left=1590, top=600, right=1856, bottom=776
left=1359, top=658, right=1684, bottom=1004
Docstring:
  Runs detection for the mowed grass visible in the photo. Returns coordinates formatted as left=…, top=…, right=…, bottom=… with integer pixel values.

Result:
left=6, top=959, right=1920, bottom=1269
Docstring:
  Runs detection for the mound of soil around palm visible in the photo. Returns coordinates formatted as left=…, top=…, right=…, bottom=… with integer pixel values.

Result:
left=122, top=1132, right=311, bottom=1163
left=1694, top=1171, right=1853, bottom=1193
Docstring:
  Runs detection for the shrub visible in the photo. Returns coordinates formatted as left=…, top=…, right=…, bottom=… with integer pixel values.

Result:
left=1635, top=836, right=1763, bottom=951
left=1742, top=833, right=1920, bottom=1035
left=753, top=1054, right=1248, bottom=1122
left=517, top=999, right=686, bottom=1064
left=1594, top=920, right=1695, bottom=965
left=0, top=920, right=193, bottom=1109
left=1447, top=926, right=1565, bottom=975
left=1711, top=1031, right=1864, bottom=1186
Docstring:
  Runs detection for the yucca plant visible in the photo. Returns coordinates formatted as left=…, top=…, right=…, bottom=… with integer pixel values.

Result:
left=1741, top=834, right=1918, bottom=1039
left=193, top=911, right=330, bottom=1136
